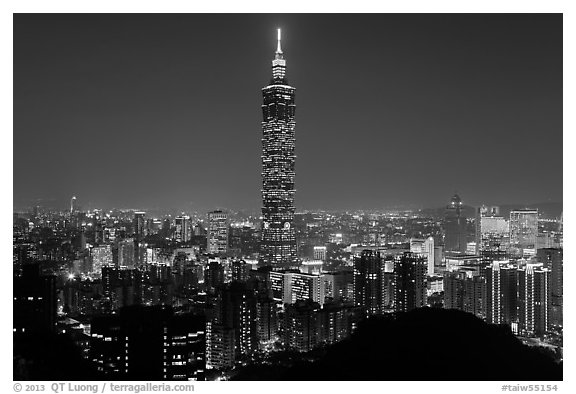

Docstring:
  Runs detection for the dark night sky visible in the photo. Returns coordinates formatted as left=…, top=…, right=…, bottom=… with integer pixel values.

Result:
left=13, top=14, right=562, bottom=212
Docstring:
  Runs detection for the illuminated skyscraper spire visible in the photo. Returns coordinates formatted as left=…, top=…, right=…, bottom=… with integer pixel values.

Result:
left=276, top=28, right=283, bottom=55
left=260, top=29, right=297, bottom=267
left=271, top=28, right=287, bottom=83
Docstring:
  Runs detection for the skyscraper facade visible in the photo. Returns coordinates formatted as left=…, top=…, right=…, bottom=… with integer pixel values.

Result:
left=410, top=237, right=435, bottom=276
left=175, top=215, right=191, bottom=243
left=475, top=205, right=509, bottom=259
left=133, top=211, right=146, bottom=265
left=133, top=211, right=146, bottom=242
left=444, top=193, right=467, bottom=253
left=207, top=210, right=228, bottom=255
left=91, top=244, right=113, bottom=276
left=260, top=29, right=297, bottom=267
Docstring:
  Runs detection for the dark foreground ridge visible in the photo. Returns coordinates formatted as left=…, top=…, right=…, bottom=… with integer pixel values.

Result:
left=234, top=308, right=562, bottom=381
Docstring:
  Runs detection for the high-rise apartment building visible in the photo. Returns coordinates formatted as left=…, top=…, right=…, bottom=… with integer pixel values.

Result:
left=206, top=282, right=257, bottom=368
left=485, top=260, right=518, bottom=326
left=410, top=237, right=435, bottom=276
left=517, top=264, right=549, bottom=336
left=90, top=306, right=206, bottom=380
left=260, top=29, right=297, bottom=267
left=353, top=250, right=384, bottom=316
left=443, top=270, right=486, bottom=318
left=269, top=270, right=325, bottom=306
left=537, top=248, right=563, bottom=329
left=393, top=252, right=427, bottom=313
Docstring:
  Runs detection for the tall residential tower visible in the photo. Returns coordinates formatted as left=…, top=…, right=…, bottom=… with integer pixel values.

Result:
left=260, top=29, right=297, bottom=267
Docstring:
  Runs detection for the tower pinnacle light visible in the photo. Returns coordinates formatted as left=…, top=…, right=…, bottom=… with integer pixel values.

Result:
left=276, top=28, right=282, bottom=54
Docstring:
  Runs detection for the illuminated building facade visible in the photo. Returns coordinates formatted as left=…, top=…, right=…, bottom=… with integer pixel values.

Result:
left=353, top=250, right=384, bottom=316
left=206, top=282, right=257, bottom=368
left=393, top=252, right=427, bottom=313
left=205, top=323, right=235, bottom=370
left=175, top=215, right=190, bottom=243
left=91, top=244, right=113, bottom=276
left=410, top=237, right=435, bottom=276
left=208, top=210, right=228, bottom=255
left=260, top=29, right=297, bottom=267
left=517, top=264, right=549, bottom=336
left=509, top=209, right=538, bottom=257
left=485, top=260, right=518, bottom=325
left=269, top=270, right=325, bottom=306
left=118, top=238, right=135, bottom=268
left=284, top=300, right=321, bottom=352
left=133, top=211, right=146, bottom=241
left=443, top=270, right=486, bottom=318
left=313, top=246, right=327, bottom=261
left=133, top=211, right=146, bottom=265
left=475, top=205, right=509, bottom=259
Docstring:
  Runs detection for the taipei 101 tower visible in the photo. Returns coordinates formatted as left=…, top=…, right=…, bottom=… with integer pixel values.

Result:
left=260, top=29, right=297, bottom=267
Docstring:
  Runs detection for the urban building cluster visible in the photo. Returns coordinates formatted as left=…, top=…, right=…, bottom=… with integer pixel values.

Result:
left=13, top=30, right=563, bottom=380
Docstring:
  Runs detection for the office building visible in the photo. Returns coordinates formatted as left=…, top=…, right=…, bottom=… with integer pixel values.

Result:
left=260, top=29, right=297, bottom=266
left=175, top=215, right=191, bottom=243
left=475, top=206, right=509, bottom=258
left=91, top=244, right=113, bottom=277
left=118, top=238, right=135, bottom=268
left=208, top=210, right=228, bottom=255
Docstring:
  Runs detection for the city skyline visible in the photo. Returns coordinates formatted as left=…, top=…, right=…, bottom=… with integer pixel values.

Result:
left=14, top=14, right=562, bottom=212
left=13, top=14, right=564, bottom=382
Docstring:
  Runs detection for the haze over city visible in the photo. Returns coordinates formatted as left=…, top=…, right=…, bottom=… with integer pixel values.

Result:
left=14, top=14, right=562, bottom=212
